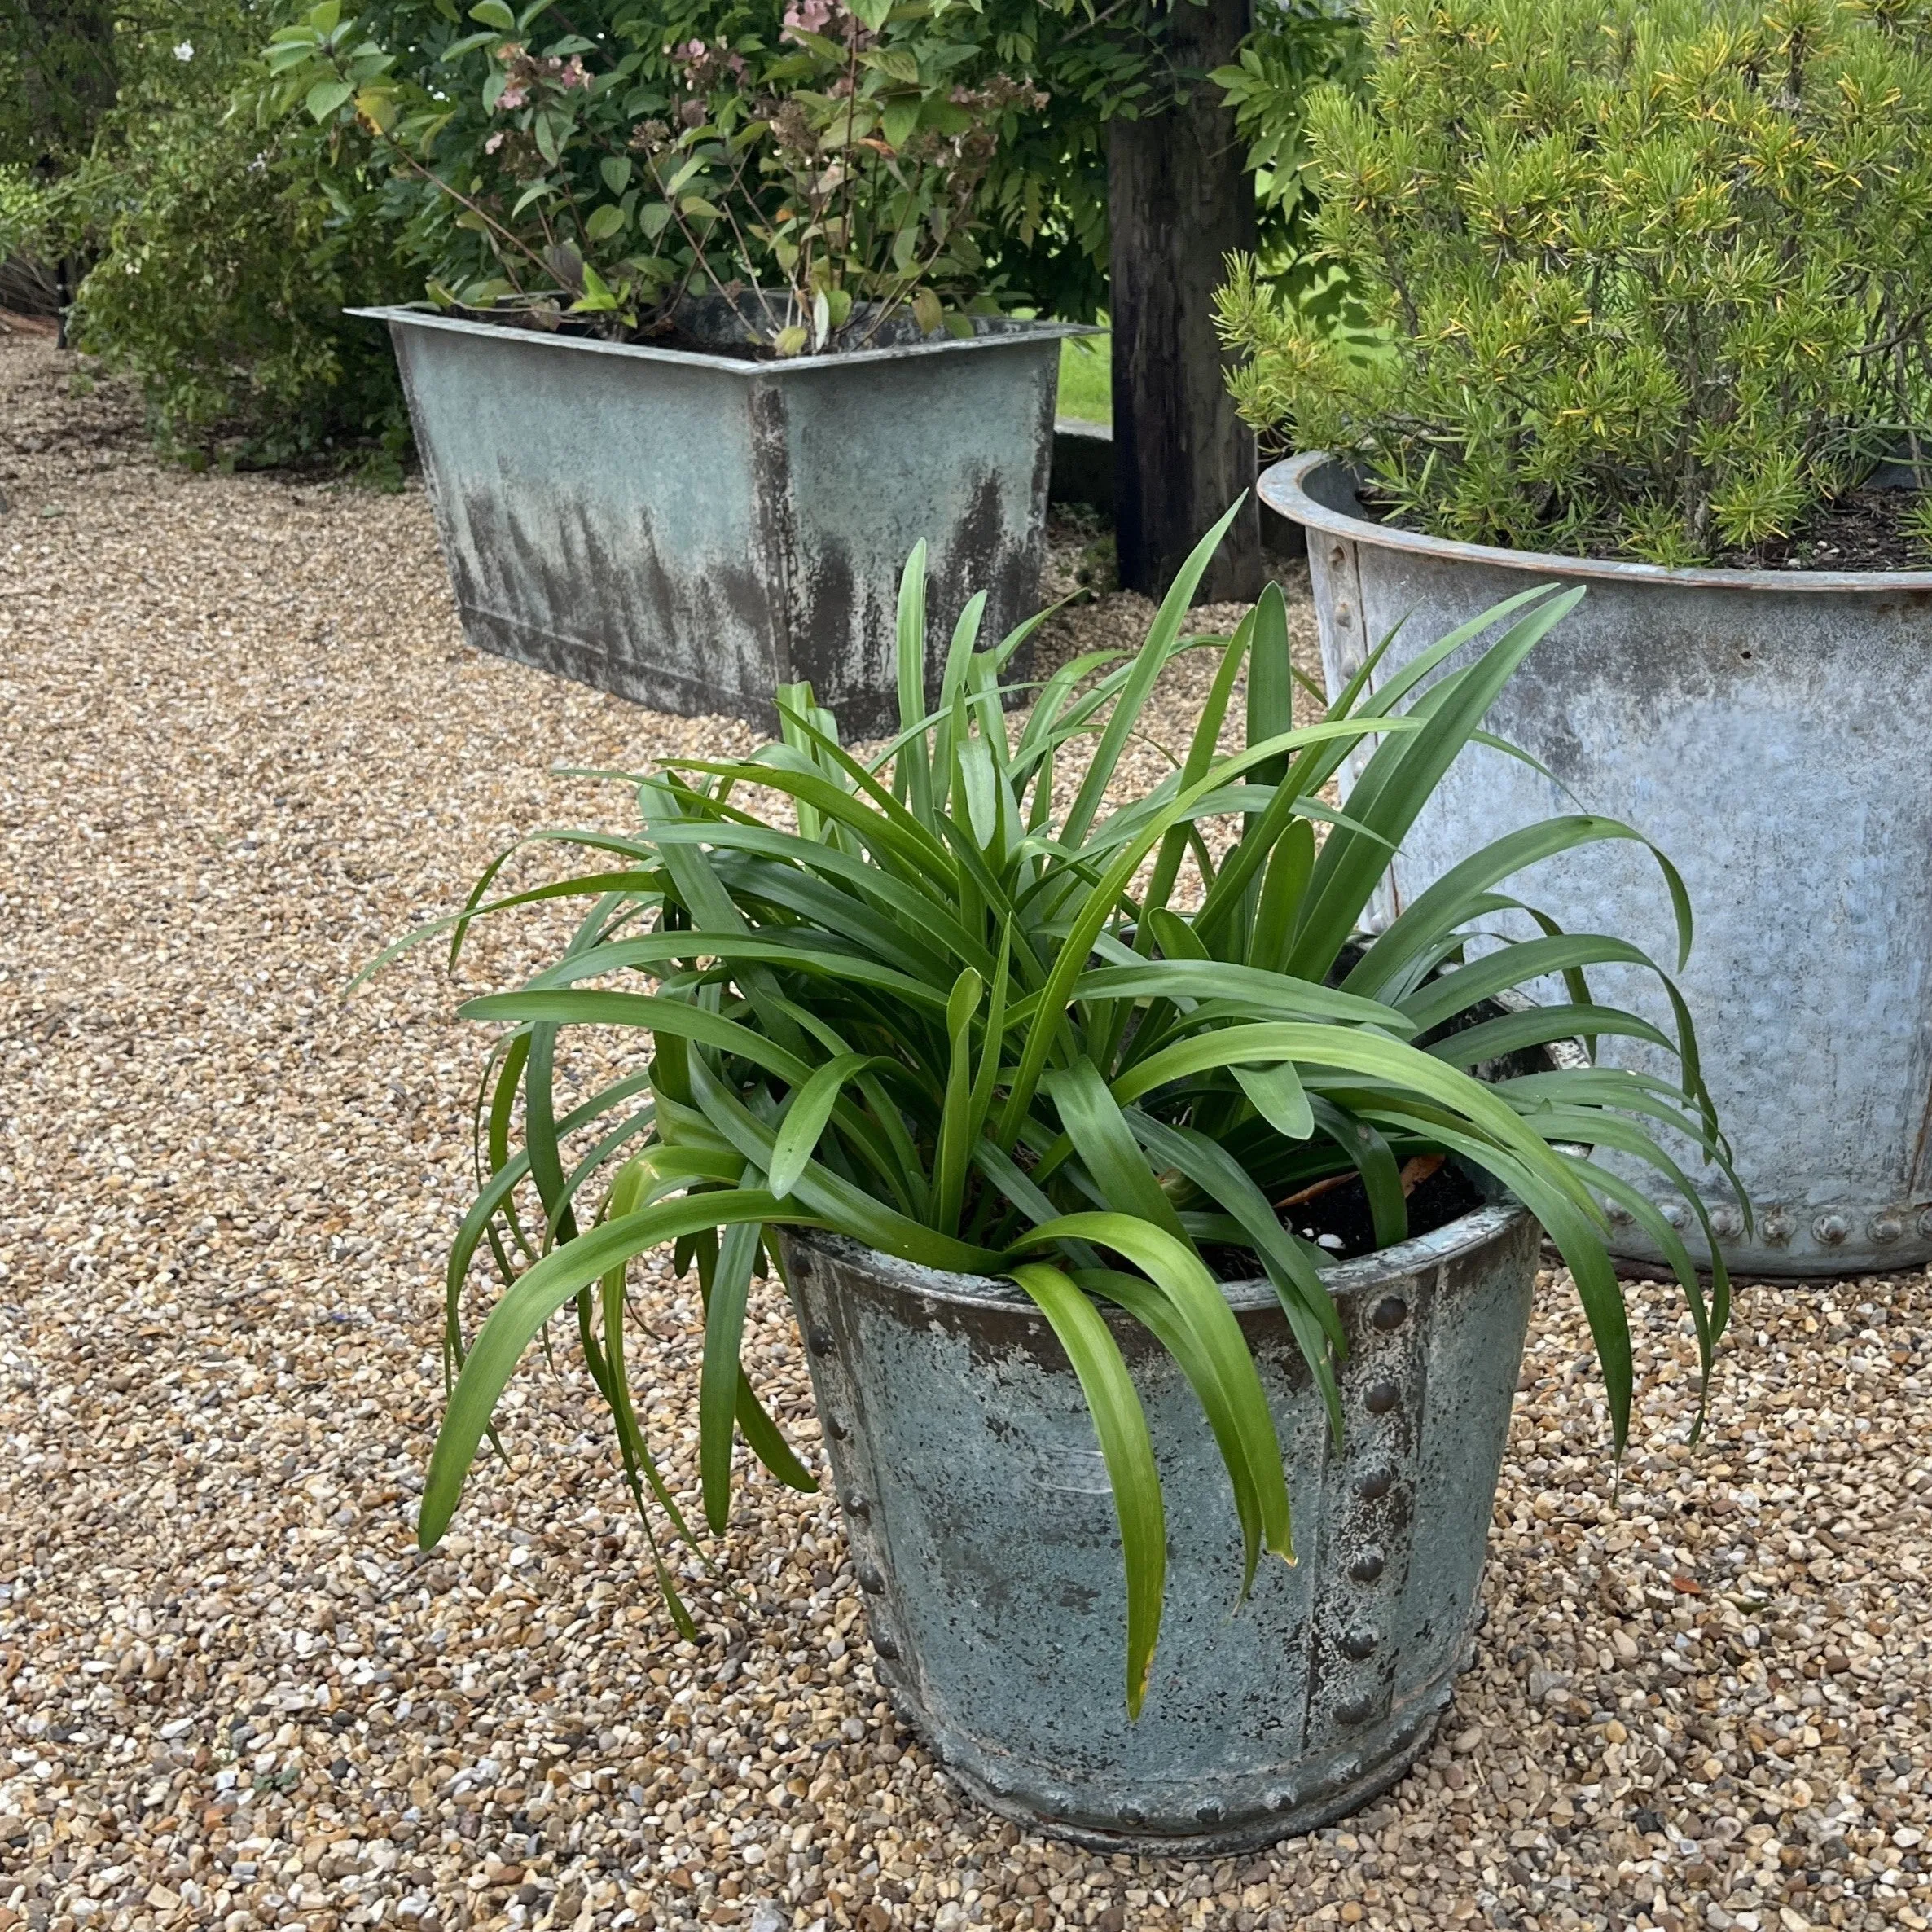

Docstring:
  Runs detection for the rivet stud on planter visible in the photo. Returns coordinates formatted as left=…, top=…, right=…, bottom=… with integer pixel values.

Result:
left=780, top=1197, right=1543, bottom=1855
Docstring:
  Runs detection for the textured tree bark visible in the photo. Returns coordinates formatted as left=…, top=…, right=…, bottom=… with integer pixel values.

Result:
left=1107, top=0, right=1261, bottom=603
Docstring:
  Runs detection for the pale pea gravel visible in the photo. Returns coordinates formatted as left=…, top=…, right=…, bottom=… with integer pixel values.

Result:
left=2, top=330, right=1930, bottom=1932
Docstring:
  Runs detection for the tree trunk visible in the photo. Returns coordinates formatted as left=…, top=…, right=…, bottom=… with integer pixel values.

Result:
left=1107, top=0, right=1260, bottom=603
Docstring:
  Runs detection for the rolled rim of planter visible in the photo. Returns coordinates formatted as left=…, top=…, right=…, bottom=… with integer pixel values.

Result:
left=794, top=1187, right=1530, bottom=1319
left=1258, top=447, right=1932, bottom=595
left=345, top=304, right=1099, bottom=378
left=800, top=1004, right=1589, bottom=1320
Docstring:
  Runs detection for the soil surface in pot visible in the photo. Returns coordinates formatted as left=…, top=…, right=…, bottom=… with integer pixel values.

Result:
left=1718, top=485, right=1930, bottom=571
left=440, top=296, right=1007, bottom=362
left=1358, top=481, right=1931, bottom=570
left=1205, top=1154, right=1487, bottom=1276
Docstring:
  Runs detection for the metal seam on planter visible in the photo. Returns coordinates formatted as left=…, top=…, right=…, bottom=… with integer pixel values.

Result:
left=1304, top=1260, right=1434, bottom=1752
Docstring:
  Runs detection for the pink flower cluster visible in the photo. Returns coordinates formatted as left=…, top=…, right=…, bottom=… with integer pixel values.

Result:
left=665, top=36, right=749, bottom=90
left=492, top=44, right=591, bottom=113
left=781, top=0, right=869, bottom=48
left=781, top=0, right=836, bottom=38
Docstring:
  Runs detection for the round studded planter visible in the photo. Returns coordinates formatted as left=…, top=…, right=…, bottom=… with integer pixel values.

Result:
left=776, top=1191, right=1541, bottom=1855
left=1262, top=451, right=1932, bottom=1280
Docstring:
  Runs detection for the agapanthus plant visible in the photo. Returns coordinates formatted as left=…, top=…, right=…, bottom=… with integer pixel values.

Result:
left=371, top=508, right=1737, bottom=1709
left=268, top=0, right=1047, bottom=351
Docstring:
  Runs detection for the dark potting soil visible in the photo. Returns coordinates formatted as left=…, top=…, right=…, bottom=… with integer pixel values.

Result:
left=1711, top=486, right=1930, bottom=571
left=1360, top=483, right=1932, bottom=571
left=1205, top=1155, right=1487, bottom=1280
left=632, top=323, right=775, bottom=362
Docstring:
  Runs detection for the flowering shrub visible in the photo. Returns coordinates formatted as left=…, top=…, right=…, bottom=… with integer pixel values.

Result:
left=269, top=0, right=1054, bottom=351
left=1, top=2, right=414, bottom=468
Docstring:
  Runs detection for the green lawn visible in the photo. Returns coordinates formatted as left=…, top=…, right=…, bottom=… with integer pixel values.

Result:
left=1056, top=332, right=1112, bottom=424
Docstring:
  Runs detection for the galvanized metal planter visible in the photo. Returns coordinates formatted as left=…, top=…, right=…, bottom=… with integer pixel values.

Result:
left=1262, top=451, right=1932, bottom=1280
left=778, top=1196, right=1540, bottom=1854
left=353, top=305, right=1087, bottom=737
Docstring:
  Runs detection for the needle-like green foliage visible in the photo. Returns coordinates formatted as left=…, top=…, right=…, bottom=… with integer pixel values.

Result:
left=378, top=507, right=1734, bottom=1715
left=1216, top=0, right=1932, bottom=564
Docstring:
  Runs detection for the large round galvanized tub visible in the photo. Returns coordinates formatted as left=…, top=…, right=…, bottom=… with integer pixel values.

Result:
left=1262, top=451, right=1932, bottom=1280
left=778, top=1192, right=1540, bottom=1854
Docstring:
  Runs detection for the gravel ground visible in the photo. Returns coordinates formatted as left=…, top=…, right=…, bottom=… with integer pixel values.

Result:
left=2, top=329, right=1930, bottom=1932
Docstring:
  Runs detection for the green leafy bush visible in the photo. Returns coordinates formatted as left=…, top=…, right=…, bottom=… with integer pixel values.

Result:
left=1216, top=0, right=1932, bottom=564
left=369, top=516, right=1733, bottom=1706
left=268, top=0, right=1370, bottom=349
left=1213, top=0, right=1365, bottom=314
left=70, top=109, right=416, bottom=468
left=0, top=6, right=415, bottom=468
left=0, top=160, right=64, bottom=314
left=0, top=0, right=119, bottom=172
left=270, top=0, right=1072, bottom=348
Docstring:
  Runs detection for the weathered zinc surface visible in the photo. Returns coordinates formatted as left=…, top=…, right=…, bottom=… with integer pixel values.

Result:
left=357, top=308, right=1079, bottom=738
left=779, top=1207, right=1539, bottom=1854
left=1265, top=452, right=1932, bottom=1280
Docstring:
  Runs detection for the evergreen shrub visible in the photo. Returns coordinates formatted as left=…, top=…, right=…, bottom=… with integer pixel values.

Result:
left=1217, top=0, right=1932, bottom=564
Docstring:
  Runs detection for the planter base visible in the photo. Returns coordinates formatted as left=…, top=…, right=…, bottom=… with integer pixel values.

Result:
left=925, top=1658, right=1460, bottom=1856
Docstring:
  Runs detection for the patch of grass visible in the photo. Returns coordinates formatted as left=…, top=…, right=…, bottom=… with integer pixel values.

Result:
left=1056, top=331, right=1111, bottom=425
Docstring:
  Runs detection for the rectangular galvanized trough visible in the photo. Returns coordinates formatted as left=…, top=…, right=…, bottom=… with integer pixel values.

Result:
left=353, top=305, right=1087, bottom=738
